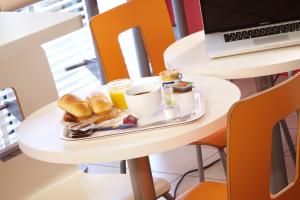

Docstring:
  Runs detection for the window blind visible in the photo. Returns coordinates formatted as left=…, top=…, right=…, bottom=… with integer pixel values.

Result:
left=0, top=89, right=21, bottom=158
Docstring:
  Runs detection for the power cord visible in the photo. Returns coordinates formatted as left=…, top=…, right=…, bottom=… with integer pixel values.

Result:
left=272, top=74, right=279, bottom=85
left=173, top=158, right=221, bottom=199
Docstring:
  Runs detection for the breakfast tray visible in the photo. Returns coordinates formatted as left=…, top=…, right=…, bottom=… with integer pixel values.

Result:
left=60, top=91, right=206, bottom=141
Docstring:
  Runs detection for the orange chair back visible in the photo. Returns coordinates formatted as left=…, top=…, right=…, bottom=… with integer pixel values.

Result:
left=90, top=0, right=175, bottom=82
left=227, top=73, right=300, bottom=200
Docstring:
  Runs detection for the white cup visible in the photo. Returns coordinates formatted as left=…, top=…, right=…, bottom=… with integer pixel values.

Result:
left=124, top=83, right=162, bottom=118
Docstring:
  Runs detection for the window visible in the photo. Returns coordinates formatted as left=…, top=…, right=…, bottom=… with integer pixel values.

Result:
left=0, top=89, right=21, bottom=159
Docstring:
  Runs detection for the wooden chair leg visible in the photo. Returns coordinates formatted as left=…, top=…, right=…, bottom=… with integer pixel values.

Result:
left=217, top=148, right=227, bottom=177
left=195, top=144, right=205, bottom=182
left=120, top=160, right=126, bottom=174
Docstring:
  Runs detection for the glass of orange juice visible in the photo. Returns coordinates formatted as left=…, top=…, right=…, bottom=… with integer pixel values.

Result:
left=108, top=79, right=132, bottom=110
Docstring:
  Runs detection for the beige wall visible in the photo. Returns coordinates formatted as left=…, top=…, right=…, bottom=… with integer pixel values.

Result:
left=0, top=0, right=40, bottom=11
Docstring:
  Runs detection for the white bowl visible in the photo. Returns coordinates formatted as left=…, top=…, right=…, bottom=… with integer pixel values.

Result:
left=124, top=83, right=162, bottom=118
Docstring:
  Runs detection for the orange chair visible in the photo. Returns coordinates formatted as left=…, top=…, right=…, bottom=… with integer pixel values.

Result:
left=179, top=73, right=300, bottom=200
left=90, top=0, right=227, bottom=183
left=90, top=0, right=175, bottom=173
left=90, top=0, right=175, bottom=82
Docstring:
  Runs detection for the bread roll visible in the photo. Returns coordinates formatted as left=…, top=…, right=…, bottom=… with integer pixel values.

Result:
left=87, top=92, right=112, bottom=115
left=58, top=94, right=92, bottom=120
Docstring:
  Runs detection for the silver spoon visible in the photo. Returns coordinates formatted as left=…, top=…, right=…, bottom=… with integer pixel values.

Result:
left=69, top=124, right=136, bottom=138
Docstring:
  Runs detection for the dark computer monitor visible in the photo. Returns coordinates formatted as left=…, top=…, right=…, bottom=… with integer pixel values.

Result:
left=200, top=0, right=300, bottom=33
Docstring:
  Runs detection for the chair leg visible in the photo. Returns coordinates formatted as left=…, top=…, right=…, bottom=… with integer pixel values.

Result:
left=280, top=120, right=296, bottom=165
left=120, top=160, right=126, bottom=174
left=83, top=165, right=89, bottom=173
left=195, top=145, right=205, bottom=182
left=217, top=148, right=227, bottom=177
left=162, top=192, right=175, bottom=200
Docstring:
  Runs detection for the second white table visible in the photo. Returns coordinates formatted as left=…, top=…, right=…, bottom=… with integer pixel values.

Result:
left=164, top=31, right=300, bottom=193
left=164, top=31, right=300, bottom=79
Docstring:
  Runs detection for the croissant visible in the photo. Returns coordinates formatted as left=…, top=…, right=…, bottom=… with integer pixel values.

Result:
left=58, top=94, right=92, bottom=120
left=87, top=92, right=113, bottom=116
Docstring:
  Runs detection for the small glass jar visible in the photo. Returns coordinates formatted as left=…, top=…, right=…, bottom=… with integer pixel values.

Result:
left=108, top=79, right=132, bottom=110
left=159, top=69, right=182, bottom=107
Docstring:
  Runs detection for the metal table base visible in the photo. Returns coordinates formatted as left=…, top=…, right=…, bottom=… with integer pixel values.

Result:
left=127, top=157, right=156, bottom=200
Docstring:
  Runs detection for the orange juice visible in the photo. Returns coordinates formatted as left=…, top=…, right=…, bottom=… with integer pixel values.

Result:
left=108, top=79, right=132, bottom=110
left=109, top=90, right=127, bottom=110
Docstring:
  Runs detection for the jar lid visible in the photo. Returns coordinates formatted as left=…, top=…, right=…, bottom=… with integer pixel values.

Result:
left=159, top=69, right=181, bottom=82
left=173, top=81, right=193, bottom=93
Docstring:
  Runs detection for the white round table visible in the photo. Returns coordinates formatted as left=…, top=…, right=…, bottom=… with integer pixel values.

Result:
left=17, top=75, right=240, bottom=200
left=164, top=31, right=300, bottom=79
left=164, top=31, right=300, bottom=194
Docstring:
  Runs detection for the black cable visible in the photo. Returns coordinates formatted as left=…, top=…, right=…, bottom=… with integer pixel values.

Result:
left=272, top=74, right=279, bottom=85
left=173, top=158, right=221, bottom=199
left=0, top=104, right=8, bottom=111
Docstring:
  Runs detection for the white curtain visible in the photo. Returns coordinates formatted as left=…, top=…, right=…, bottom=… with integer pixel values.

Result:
left=0, top=0, right=40, bottom=11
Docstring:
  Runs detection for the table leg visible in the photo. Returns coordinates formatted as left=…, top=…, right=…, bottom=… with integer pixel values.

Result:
left=280, top=120, right=296, bottom=164
left=127, top=156, right=156, bottom=200
left=255, top=75, right=288, bottom=194
left=171, top=0, right=188, bottom=39
left=83, top=0, right=99, bottom=20
left=82, top=0, right=108, bottom=84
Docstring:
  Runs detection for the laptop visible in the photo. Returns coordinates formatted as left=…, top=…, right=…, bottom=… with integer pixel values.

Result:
left=201, top=0, right=300, bottom=58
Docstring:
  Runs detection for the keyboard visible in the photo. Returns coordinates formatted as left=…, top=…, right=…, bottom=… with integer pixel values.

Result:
left=224, top=22, right=300, bottom=42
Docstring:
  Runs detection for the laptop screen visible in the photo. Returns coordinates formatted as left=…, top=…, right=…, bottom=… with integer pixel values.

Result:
left=200, top=0, right=300, bottom=34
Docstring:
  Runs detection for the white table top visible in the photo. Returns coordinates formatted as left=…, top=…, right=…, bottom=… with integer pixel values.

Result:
left=164, top=31, right=300, bottom=79
left=17, top=75, right=240, bottom=164
left=0, top=12, right=82, bottom=60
